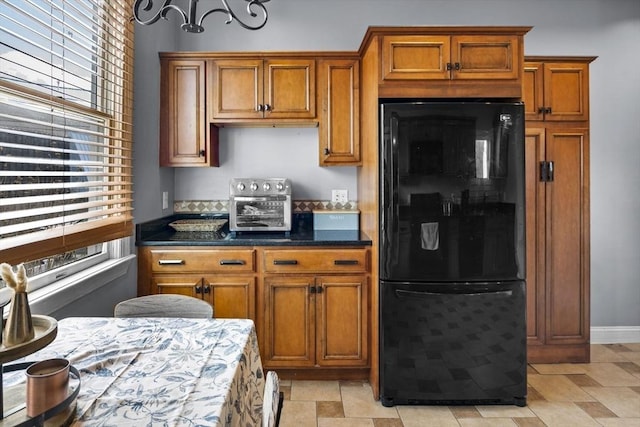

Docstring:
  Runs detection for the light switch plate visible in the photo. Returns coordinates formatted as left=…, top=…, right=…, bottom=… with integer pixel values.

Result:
left=162, top=191, right=169, bottom=210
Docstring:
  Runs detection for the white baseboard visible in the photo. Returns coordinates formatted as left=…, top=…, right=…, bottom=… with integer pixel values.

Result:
left=591, top=326, right=640, bottom=344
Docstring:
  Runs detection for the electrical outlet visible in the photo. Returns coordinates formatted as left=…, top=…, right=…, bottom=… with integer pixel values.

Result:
left=331, top=189, right=348, bottom=204
left=162, top=191, right=169, bottom=210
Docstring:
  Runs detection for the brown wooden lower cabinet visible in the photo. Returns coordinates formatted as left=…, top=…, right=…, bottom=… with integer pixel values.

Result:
left=151, top=274, right=256, bottom=320
left=525, top=127, right=590, bottom=363
left=138, top=245, right=371, bottom=375
left=262, top=275, right=368, bottom=368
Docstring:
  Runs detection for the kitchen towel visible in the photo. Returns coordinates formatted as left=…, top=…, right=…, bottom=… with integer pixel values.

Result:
left=421, top=222, right=439, bottom=251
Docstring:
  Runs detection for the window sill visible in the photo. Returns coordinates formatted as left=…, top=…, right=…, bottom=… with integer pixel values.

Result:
left=27, top=254, right=136, bottom=315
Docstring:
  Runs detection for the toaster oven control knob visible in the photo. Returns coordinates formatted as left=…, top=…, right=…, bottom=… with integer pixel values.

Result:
left=263, top=182, right=271, bottom=191
left=237, top=182, right=245, bottom=191
left=250, top=182, right=259, bottom=191
left=276, top=182, right=284, bottom=191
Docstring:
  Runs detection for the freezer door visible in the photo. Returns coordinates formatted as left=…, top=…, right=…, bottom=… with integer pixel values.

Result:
left=379, top=280, right=527, bottom=406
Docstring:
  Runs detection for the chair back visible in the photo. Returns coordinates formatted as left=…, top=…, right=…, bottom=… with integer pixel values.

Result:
left=263, top=371, right=283, bottom=427
left=114, top=294, right=213, bottom=318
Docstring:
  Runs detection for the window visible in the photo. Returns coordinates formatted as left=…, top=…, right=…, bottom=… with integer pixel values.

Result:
left=0, top=0, right=134, bottom=273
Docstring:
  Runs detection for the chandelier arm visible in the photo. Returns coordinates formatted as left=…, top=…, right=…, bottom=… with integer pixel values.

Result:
left=197, top=0, right=268, bottom=31
left=132, top=0, right=189, bottom=26
left=133, top=0, right=269, bottom=32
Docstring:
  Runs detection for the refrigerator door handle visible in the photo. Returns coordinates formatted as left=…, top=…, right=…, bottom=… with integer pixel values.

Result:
left=381, top=111, right=401, bottom=273
left=395, top=289, right=514, bottom=298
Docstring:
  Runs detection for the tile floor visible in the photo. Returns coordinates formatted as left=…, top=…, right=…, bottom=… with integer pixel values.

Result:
left=277, top=343, right=640, bottom=427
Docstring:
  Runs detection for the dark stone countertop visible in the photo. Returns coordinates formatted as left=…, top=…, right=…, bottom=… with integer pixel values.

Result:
left=135, top=213, right=372, bottom=247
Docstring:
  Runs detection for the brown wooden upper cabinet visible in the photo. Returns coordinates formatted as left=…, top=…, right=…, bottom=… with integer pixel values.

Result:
left=209, top=58, right=316, bottom=122
left=317, top=57, right=360, bottom=166
left=381, top=34, right=521, bottom=81
left=360, top=27, right=530, bottom=98
left=159, top=58, right=218, bottom=167
left=524, top=58, right=592, bottom=122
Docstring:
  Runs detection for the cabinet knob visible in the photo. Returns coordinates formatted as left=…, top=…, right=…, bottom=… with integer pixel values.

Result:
left=454, top=62, right=460, bottom=70
left=545, top=107, right=552, bottom=114
left=203, top=285, right=211, bottom=294
left=324, top=148, right=330, bottom=156
left=264, top=104, right=271, bottom=111
left=538, top=107, right=546, bottom=114
left=195, top=285, right=202, bottom=294
left=256, top=104, right=264, bottom=112
left=199, top=150, right=205, bottom=157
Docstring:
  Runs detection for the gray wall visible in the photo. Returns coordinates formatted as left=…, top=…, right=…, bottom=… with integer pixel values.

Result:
left=128, top=0, right=640, bottom=328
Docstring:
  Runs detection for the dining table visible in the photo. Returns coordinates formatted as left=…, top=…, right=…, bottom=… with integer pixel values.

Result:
left=3, top=317, right=265, bottom=426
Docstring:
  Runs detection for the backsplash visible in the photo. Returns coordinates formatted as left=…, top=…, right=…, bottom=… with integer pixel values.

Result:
left=174, top=200, right=358, bottom=214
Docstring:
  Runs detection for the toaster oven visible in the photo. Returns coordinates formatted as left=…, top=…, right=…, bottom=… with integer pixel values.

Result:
left=229, top=178, right=292, bottom=232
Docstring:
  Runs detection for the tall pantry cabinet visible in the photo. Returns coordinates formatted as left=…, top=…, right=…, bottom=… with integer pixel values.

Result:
left=523, top=56, right=596, bottom=363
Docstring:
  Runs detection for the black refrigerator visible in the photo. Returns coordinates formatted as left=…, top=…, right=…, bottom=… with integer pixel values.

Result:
left=379, top=101, right=527, bottom=407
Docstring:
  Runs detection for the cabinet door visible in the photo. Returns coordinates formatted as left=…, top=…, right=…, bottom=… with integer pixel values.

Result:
left=210, top=59, right=263, bottom=119
left=381, top=35, right=451, bottom=80
left=318, top=58, right=360, bottom=165
left=523, top=62, right=545, bottom=121
left=263, top=276, right=315, bottom=367
left=316, top=276, right=368, bottom=366
left=160, top=59, right=211, bottom=166
left=451, top=35, right=520, bottom=80
left=525, top=128, right=546, bottom=345
left=543, top=62, right=590, bottom=121
left=264, top=59, right=316, bottom=119
left=204, top=276, right=256, bottom=320
left=545, top=128, right=590, bottom=345
left=152, top=275, right=206, bottom=298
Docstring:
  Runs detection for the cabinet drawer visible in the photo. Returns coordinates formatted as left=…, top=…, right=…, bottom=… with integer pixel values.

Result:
left=150, top=249, right=255, bottom=273
left=263, top=249, right=367, bottom=273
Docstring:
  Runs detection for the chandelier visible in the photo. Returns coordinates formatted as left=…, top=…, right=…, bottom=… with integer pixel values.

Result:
left=132, top=0, right=270, bottom=33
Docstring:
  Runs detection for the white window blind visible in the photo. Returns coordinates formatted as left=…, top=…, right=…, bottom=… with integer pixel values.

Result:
left=0, top=0, right=134, bottom=265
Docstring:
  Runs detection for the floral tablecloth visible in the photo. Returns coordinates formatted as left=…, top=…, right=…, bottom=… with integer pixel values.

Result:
left=6, top=317, right=265, bottom=426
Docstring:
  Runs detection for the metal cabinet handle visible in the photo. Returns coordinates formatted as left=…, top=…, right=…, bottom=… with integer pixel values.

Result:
left=540, top=161, right=555, bottom=182
left=158, top=259, right=185, bottom=265
left=446, top=62, right=453, bottom=71
left=264, top=104, right=271, bottom=111
left=199, top=149, right=205, bottom=157
left=256, top=104, right=264, bottom=112
left=334, top=260, right=358, bottom=266
left=273, top=259, right=298, bottom=265
left=195, top=285, right=202, bottom=294
left=203, top=285, right=211, bottom=294
left=219, top=260, right=246, bottom=266
left=454, top=62, right=460, bottom=70
left=324, top=147, right=330, bottom=155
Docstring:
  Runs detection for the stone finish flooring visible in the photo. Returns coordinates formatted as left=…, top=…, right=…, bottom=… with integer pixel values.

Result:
left=277, top=343, right=640, bottom=427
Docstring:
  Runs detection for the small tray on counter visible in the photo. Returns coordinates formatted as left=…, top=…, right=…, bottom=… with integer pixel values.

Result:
left=168, top=219, right=227, bottom=232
